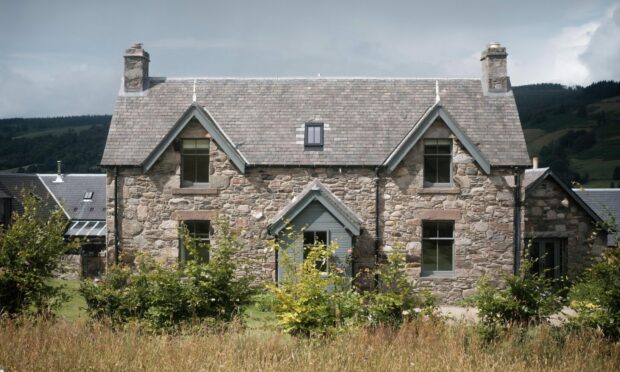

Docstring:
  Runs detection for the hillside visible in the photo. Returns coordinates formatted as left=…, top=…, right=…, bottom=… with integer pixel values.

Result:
left=513, top=81, right=620, bottom=187
left=0, top=81, right=619, bottom=187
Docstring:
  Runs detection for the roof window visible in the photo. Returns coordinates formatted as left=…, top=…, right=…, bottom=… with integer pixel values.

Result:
left=305, top=122, right=324, bottom=149
left=84, top=191, right=94, bottom=200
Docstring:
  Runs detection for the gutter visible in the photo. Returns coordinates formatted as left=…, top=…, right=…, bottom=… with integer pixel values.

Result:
left=513, top=167, right=523, bottom=275
left=114, top=166, right=120, bottom=265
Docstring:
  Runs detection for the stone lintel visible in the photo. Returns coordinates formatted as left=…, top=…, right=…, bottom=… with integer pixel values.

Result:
left=171, top=188, right=219, bottom=195
left=524, top=231, right=569, bottom=238
left=172, top=210, right=218, bottom=221
left=417, top=209, right=462, bottom=221
left=418, top=187, right=460, bottom=195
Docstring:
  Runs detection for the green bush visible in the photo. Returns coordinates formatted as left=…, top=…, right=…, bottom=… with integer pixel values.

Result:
left=80, top=218, right=254, bottom=331
left=363, top=250, right=435, bottom=327
left=569, top=246, right=620, bottom=339
left=469, top=257, right=565, bottom=328
left=0, top=192, right=74, bottom=317
left=268, top=238, right=361, bottom=336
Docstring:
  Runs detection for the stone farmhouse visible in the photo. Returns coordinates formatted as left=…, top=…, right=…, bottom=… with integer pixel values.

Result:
left=101, top=43, right=609, bottom=302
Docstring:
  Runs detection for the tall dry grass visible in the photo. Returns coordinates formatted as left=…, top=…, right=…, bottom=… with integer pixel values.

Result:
left=0, top=319, right=618, bottom=371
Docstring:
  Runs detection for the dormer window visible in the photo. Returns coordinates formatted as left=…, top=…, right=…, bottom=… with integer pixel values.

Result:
left=181, top=139, right=210, bottom=186
left=83, top=191, right=94, bottom=200
left=305, top=123, right=324, bottom=149
left=424, top=139, right=452, bottom=187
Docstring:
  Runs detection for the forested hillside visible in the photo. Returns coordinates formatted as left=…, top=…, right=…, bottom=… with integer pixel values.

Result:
left=0, top=81, right=619, bottom=187
left=513, top=81, right=620, bottom=187
left=0, top=116, right=110, bottom=173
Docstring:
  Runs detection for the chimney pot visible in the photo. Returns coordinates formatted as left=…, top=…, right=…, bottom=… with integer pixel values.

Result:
left=123, top=43, right=150, bottom=93
left=532, top=157, right=539, bottom=169
left=481, top=42, right=510, bottom=94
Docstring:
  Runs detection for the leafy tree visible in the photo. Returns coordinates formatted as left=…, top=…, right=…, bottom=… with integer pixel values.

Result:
left=0, top=192, right=73, bottom=316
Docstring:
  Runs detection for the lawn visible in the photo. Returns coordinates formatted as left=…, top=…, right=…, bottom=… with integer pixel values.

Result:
left=49, top=278, right=87, bottom=320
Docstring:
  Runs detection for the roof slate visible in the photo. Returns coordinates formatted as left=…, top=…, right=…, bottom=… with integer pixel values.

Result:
left=102, top=78, right=530, bottom=168
left=0, top=174, right=57, bottom=218
left=574, top=189, right=620, bottom=246
left=38, top=174, right=106, bottom=220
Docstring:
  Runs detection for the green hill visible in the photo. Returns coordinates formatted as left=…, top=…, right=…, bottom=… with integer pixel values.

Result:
left=0, top=81, right=619, bottom=187
left=514, top=81, right=620, bottom=187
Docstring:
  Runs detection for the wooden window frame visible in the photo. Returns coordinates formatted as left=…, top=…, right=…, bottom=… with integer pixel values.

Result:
left=303, top=230, right=330, bottom=272
left=179, top=220, right=211, bottom=263
left=527, top=238, right=567, bottom=278
left=304, top=123, right=324, bottom=149
left=423, top=138, right=453, bottom=187
left=181, top=139, right=210, bottom=187
left=421, top=220, right=455, bottom=277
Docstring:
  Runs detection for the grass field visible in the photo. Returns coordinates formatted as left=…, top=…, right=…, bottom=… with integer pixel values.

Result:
left=49, top=278, right=87, bottom=320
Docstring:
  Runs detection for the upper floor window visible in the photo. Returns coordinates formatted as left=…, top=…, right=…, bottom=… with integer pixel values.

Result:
left=424, top=139, right=452, bottom=187
left=305, top=123, right=324, bottom=149
left=421, top=221, right=454, bottom=276
left=181, top=139, right=210, bottom=186
left=179, top=220, right=211, bottom=263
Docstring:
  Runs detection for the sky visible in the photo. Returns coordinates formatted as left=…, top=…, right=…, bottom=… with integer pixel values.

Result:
left=0, top=0, right=619, bottom=118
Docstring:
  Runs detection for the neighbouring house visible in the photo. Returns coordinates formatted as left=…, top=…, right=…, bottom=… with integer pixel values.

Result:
left=523, top=166, right=608, bottom=278
left=100, top=42, right=608, bottom=302
left=0, top=168, right=107, bottom=277
left=574, top=188, right=620, bottom=247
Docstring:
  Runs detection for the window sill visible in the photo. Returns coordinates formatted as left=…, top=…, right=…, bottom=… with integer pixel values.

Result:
left=418, top=187, right=460, bottom=195
left=172, top=188, right=219, bottom=196
left=419, top=272, right=456, bottom=279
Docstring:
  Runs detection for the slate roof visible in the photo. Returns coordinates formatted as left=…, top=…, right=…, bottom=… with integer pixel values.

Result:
left=573, top=189, right=620, bottom=246
left=0, top=173, right=57, bottom=218
left=268, top=179, right=364, bottom=235
left=102, top=78, right=530, bottom=168
left=38, top=174, right=106, bottom=221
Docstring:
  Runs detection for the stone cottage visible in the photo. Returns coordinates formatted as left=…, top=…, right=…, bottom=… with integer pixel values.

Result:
left=101, top=42, right=597, bottom=302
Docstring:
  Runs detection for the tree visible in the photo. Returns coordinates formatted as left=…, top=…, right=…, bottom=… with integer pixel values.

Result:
left=0, top=192, right=73, bottom=316
left=613, top=166, right=620, bottom=181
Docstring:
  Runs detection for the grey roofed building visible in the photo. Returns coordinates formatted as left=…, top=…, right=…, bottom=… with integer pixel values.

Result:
left=0, top=173, right=58, bottom=218
left=574, top=189, right=620, bottom=246
left=38, top=174, right=106, bottom=221
left=101, top=78, right=530, bottom=168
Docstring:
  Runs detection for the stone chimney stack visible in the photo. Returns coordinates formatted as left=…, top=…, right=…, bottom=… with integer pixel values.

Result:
left=123, top=43, right=150, bottom=93
left=480, top=42, right=510, bottom=94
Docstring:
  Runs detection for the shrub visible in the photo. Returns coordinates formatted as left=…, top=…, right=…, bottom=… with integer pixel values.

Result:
left=569, top=246, right=620, bottom=339
left=468, top=255, right=565, bottom=329
left=0, top=192, right=74, bottom=317
left=363, top=250, right=435, bottom=327
left=80, top=218, right=254, bottom=331
left=268, top=238, right=361, bottom=336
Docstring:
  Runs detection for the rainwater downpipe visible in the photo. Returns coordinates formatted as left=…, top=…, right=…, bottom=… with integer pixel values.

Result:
left=114, top=166, right=120, bottom=265
left=513, top=167, right=523, bottom=275
left=374, top=166, right=381, bottom=287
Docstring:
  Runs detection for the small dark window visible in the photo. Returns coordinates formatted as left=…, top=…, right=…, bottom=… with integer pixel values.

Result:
left=422, top=221, right=454, bottom=275
left=303, top=230, right=329, bottom=271
left=181, top=139, right=210, bottom=186
left=180, top=220, right=211, bottom=263
left=305, top=123, right=324, bottom=149
left=424, top=139, right=452, bottom=186
left=528, top=238, right=567, bottom=278
left=84, top=191, right=94, bottom=200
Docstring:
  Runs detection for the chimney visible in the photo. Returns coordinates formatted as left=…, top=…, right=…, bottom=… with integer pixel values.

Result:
left=53, top=160, right=63, bottom=183
left=532, top=157, right=539, bottom=169
left=481, top=42, right=510, bottom=94
left=123, top=43, right=150, bottom=93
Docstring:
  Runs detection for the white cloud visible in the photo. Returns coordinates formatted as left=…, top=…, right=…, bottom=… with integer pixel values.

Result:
left=149, top=37, right=241, bottom=49
left=580, top=5, right=620, bottom=82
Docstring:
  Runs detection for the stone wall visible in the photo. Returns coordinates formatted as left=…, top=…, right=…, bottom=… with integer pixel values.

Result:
left=105, top=118, right=518, bottom=302
left=524, top=177, right=606, bottom=275
left=382, top=121, right=516, bottom=302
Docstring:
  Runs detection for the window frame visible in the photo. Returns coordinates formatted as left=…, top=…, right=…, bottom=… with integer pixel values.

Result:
left=179, top=220, right=211, bottom=263
left=423, top=138, right=453, bottom=188
left=303, top=230, right=330, bottom=272
left=180, top=138, right=210, bottom=187
left=527, top=238, right=567, bottom=278
left=421, top=220, right=455, bottom=277
left=304, top=122, right=324, bottom=149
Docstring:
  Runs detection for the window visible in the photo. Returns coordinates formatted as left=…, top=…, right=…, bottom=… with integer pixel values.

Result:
left=83, top=191, right=94, bottom=200
left=179, top=221, right=210, bottom=263
left=305, top=123, right=324, bottom=149
left=303, top=230, right=329, bottom=271
left=181, top=139, right=210, bottom=186
left=528, top=238, right=567, bottom=278
left=421, top=221, right=454, bottom=276
left=424, top=139, right=452, bottom=186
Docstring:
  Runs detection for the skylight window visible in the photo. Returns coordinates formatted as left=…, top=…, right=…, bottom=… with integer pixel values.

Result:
left=305, top=122, right=324, bottom=149
left=84, top=191, right=94, bottom=200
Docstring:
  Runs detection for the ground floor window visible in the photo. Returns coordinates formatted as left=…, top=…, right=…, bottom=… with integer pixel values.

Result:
left=527, top=238, right=567, bottom=278
left=179, top=220, right=211, bottom=263
left=421, top=221, right=454, bottom=276
left=303, top=230, right=329, bottom=271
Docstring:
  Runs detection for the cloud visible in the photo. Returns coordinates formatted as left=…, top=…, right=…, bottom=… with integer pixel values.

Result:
left=580, top=5, right=620, bottom=82
left=149, top=37, right=241, bottom=49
